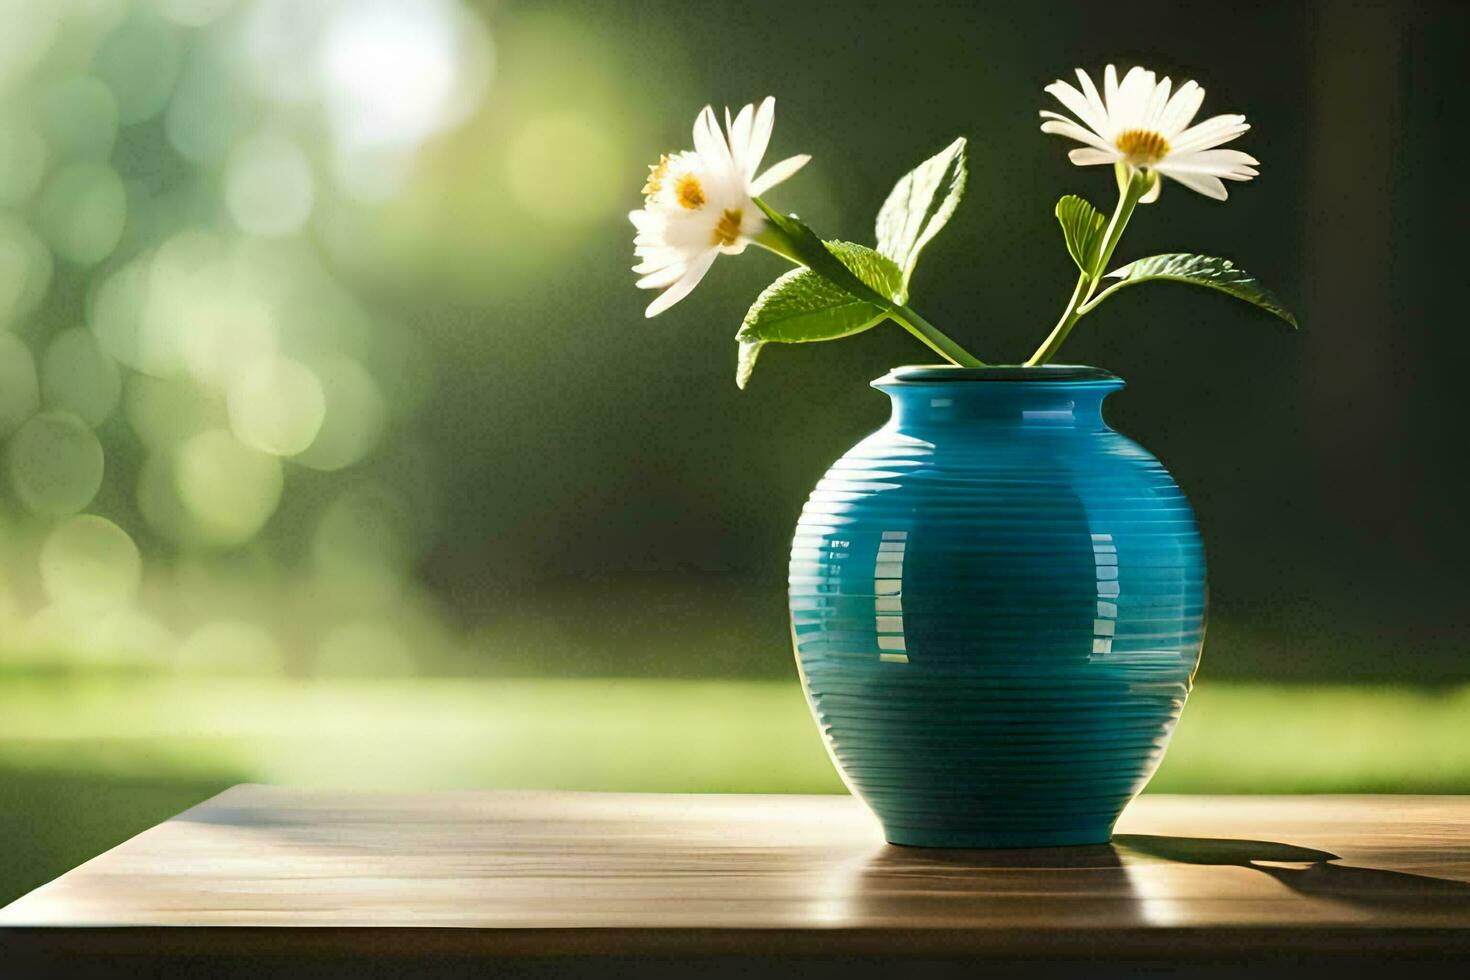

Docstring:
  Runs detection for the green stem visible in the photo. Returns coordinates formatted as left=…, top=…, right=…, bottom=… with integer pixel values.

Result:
left=1026, top=169, right=1153, bottom=366
left=889, top=305, right=986, bottom=367
left=1076, top=281, right=1126, bottom=316
left=1027, top=272, right=1089, bottom=368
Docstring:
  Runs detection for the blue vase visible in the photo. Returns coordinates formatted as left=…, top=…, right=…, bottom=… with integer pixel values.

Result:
left=789, top=365, right=1206, bottom=847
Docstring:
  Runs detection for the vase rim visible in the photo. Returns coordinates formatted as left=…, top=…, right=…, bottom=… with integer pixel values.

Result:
left=874, top=364, right=1122, bottom=386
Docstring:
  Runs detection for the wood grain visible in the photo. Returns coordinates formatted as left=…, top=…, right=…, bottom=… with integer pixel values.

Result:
left=2, top=787, right=1468, bottom=969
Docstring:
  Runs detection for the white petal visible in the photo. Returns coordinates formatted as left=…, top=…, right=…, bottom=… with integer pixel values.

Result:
left=1143, top=76, right=1171, bottom=131
left=632, top=257, right=678, bottom=275
left=693, top=106, right=735, bottom=177
left=1173, top=127, right=1250, bottom=156
left=632, top=243, right=676, bottom=263
left=1115, top=67, right=1153, bottom=128
left=745, top=96, right=776, bottom=179
left=1040, top=118, right=1115, bottom=152
left=1158, top=148, right=1259, bottom=176
left=632, top=202, right=725, bottom=254
left=644, top=249, right=718, bottom=317
left=629, top=209, right=671, bottom=235
left=1104, top=64, right=1119, bottom=116
left=1204, top=148, right=1259, bottom=167
left=632, top=246, right=689, bottom=273
left=1133, top=70, right=1159, bottom=126
left=1171, top=114, right=1249, bottom=154
left=1158, top=80, right=1204, bottom=137
left=1074, top=68, right=1110, bottom=133
left=1045, top=79, right=1108, bottom=136
left=1068, top=147, right=1119, bottom=166
left=692, top=106, right=718, bottom=157
left=749, top=153, right=810, bottom=196
left=727, top=102, right=756, bottom=178
left=636, top=263, right=688, bottom=289
left=1162, top=169, right=1228, bottom=200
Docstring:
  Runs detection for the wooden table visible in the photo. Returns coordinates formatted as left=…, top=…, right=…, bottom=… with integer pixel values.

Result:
left=3, top=787, right=1468, bottom=976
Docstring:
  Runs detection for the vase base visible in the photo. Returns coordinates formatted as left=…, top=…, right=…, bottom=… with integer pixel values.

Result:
left=882, top=825, right=1114, bottom=849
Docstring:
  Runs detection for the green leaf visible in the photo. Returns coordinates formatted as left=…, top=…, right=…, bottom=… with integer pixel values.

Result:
left=1056, top=194, right=1106, bottom=273
left=738, top=267, right=886, bottom=345
left=753, top=200, right=894, bottom=310
left=735, top=337, right=766, bottom=390
left=823, top=240, right=906, bottom=304
left=733, top=241, right=903, bottom=389
left=1097, top=253, right=1299, bottom=327
left=875, top=136, right=967, bottom=289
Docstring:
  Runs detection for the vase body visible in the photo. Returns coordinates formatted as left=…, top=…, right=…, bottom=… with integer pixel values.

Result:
left=789, top=366, right=1206, bottom=847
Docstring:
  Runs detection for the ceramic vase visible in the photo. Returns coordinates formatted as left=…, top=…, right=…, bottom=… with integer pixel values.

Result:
left=789, top=365, right=1206, bottom=847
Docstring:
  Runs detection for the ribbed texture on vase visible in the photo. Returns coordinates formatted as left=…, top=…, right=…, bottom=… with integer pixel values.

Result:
left=789, top=374, right=1206, bottom=848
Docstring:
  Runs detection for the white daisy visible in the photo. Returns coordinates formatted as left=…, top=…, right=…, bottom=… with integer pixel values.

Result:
left=631, top=97, right=810, bottom=317
left=1040, top=65, right=1259, bottom=202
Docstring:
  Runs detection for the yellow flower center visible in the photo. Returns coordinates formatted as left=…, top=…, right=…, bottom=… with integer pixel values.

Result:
left=642, top=155, right=670, bottom=202
left=1115, top=128, right=1170, bottom=164
left=674, top=174, right=706, bottom=210
left=712, top=208, right=743, bottom=247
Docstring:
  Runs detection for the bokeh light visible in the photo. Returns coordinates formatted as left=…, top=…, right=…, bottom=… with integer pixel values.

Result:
left=7, top=410, right=105, bottom=516
left=90, top=252, right=170, bottom=374
left=124, top=372, right=224, bottom=452
left=164, top=237, right=280, bottom=386
left=1, top=0, right=572, bottom=679
left=91, top=9, right=180, bottom=124
left=224, top=130, right=315, bottom=236
left=0, top=0, right=59, bottom=92
left=136, top=448, right=193, bottom=541
left=175, top=619, right=285, bottom=675
left=174, top=428, right=283, bottom=546
left=154, top=0, right=236, bottom=29
left=294, top=355, right=386, bottom=471
left=165, top=42, right=256, bottom=165
left=38, top=77, right=119, bottom=161
left=40, top=514, right=142, bottom=608
left=35, top=162, right=128, bottom=265
left=318, top=0, right=492, bottom=155
left=42, top=327, right=122, bottom=426
left=0, top=332, right=40, bottom=437
left=0, top=111, right=47, bottom=206
left=226, top=356, right=326, bottom=456
left=238, top=0, right=332, bottom=107
left=0, top=214, right=53, bottom=328
left=505, top=112, right=621, bottom=224
left=18, top=603, right=173, bottom=667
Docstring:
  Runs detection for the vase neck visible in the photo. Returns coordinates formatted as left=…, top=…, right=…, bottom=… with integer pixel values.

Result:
left=872, top=367, right=1124, bottom=430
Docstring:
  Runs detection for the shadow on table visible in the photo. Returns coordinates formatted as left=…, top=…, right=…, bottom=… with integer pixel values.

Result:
left=852, top=833, right=1470, bottom=921
left=1114, top=834, right=1470, bottom=915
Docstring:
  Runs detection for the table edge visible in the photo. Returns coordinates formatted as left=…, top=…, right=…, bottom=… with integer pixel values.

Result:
left=3, top=923, right=1470, bottom=961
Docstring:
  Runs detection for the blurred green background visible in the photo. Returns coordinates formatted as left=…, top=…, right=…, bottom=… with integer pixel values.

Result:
left=0, top=0, right=1464, bottom=903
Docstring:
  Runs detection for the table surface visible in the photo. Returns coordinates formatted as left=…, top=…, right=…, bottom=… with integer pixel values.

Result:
left=3, top=787, right=1469, bottom=965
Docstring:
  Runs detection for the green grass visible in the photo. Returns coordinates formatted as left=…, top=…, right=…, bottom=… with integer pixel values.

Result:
left=2, top=676, right=1467, bottom=904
